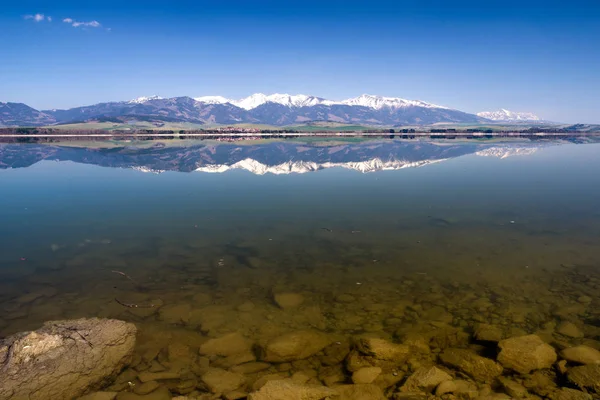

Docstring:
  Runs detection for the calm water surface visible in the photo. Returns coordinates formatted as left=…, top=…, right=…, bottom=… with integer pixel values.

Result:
left=0, top=139, right=599, bottom=396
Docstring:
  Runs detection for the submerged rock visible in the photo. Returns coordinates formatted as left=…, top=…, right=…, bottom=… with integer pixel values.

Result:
left=0, top=318, right=136, bottom=400
left=336, top=384, right=386, bottom=400
left=199, top=332, right=252, bottom=357
left=356, top=337, right=410, bottom=361
left=400, top=366, right=452, bottom=393
left=201, top=368, right=246, bottom=393
left=351, top=366, right=382, bottom=384
left=261, top=330, right=332, bottom=362
left=497, top=334, right=557, bottom=374
left=439, top=348, right=503, bottom=383
left=567, top=364, right=600, bottom=394
left=556, top=321, right=584, bottom=338
left=560, top=345, right=600, bottom=365
left=273, top=292, right=304, bottom=309
left=247, top=379, right=337, bottom=400
left=551, top=388, right=593, bottom=400
left=475, top=324, right=504, bottom=342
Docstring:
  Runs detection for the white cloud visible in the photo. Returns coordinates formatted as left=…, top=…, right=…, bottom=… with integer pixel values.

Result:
left=63, top=17, right=102, bottom=28
left=24, top=13, right=51, bottom=22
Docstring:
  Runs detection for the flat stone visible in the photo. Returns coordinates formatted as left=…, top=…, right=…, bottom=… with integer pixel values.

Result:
left=475, top=324, right=504, bottom=342
left=557, top=321, right=584, bottom=338
left=440, top=348, right=503, bottom=383
left=434, top=380, right=478, bottom=397
left=552, top=388, right=593, bottom=400
left=137, top=372, right=180, bottom=383
left=224, top=391, right=248, bottom=400
left=497, top=334, right=557, bottom=374
left=262, top=330, right=333, bottom=362
left=577, top=296, right=592, bottom=304
left=567, top=364, right=600, bottom=394
left=247, top=379, right=338, bottom=400
left=356, top=337, right=410, bottom=361
left=400, top=366, right=452, bottom=393
left=116, top=386, right=171, bottom=400
left=560, top=345, right=600, bottom=365
left=199, top=332, right=252, bottom=357
left=498, top=377, right=528, bottom=398
left=202, top=368, right=246, bottom=393
left=352, top=367, right=382, bottom=384
left=274, top=292, right=304, bottom=309
left=134, top=381, right=160, bottom=395
left=77, top=393, right=118, bottom=400
left=231, top=362, right=272, bottom=374
left=336, top=384, right=386, bottom=400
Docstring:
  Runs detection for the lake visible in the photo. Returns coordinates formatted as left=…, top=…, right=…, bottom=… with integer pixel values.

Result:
left=1, top=139, right=599, bottom=398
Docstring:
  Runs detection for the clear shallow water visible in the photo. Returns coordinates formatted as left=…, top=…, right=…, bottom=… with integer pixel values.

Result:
left=1, top=140, right=599, bottom=397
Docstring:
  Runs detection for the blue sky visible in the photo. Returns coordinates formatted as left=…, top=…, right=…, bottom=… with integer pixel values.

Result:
left=2, top=0, right=599, bottom=123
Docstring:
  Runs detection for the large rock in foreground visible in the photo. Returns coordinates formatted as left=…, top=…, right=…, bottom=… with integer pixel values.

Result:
left=0, top=318, right=137, bottom=400
left=497, top=335, right=557, bottom=374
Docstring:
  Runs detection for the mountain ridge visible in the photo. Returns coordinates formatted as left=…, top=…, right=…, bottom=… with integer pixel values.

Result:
left=1, top=94, right=543, bottom=127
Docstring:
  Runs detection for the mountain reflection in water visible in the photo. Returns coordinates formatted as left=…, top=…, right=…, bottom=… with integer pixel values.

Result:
left=0, top=140, right=542, bottom=174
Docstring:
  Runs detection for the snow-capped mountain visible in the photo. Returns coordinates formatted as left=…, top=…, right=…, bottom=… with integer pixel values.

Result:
left=340, top=94, right=447, bottom=110
left=477, top=109, right=540, bottom=122
left=193, top=93, right=446, bottom=110
left=128, top=95, right=163, bottom=104
left=2, top=94, right=551, bottom=127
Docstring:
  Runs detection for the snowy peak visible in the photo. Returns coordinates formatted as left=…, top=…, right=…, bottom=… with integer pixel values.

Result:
left=477, top=109, right=540, bottom=122
left=192, top=93, right=448, bottom=110
left=194, top=96, right=233, bottom=105
left=128, top=95, right=163, bottom=104
left=230, top=93, right=333, bottom=110
left=341, top=94, right=448, bottom=110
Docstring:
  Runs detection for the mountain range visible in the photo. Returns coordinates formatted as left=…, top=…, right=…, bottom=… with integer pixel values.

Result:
left=0, top=94, right=543, bottom=127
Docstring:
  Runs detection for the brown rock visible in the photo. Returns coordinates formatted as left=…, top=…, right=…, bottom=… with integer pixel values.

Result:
left=231, top=362, right=272, bottom=374
left=498, top=376, right=528, bottom=398
left=560, top=345, right=600, bottom=365
left=336, top=384, right=386, bottom=400
left=557, top=321, right=584, bottom=338
left=352, top=367, right=382, bottom=384
left=475, top=324, right=504, bottom=342
left=434, top=380, right=477, bottom=396
left=497, top=334, right=557, bottom=374
left=134, top=380, right=160, bottom=395
left=262, top=331, right=332, bottom=362
left=274, top=293, right=304, bottom=309
left=247, top=379, right=337, bottom=400
left=77, top=393, right=118, bottom=400
left=202, top=368, right=246, bottom=393
left=400, top=366, right=452, bottom=393
left=356, top=337, right=410, bottom=361
left=199, top=332, right=252, bottom=357
left=138, top=371, right=180, bottom=383
left=440, top=348, right=503, bottom=383
left=116, top=386, right=171, bottom=400
left=0, top=318, right=136, bottom=400
left=552, top=388, right=593, bottom=400
left=567, top=364, right=600, bottom=394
